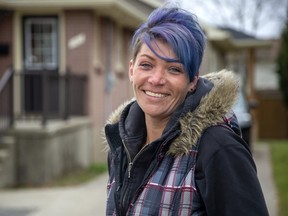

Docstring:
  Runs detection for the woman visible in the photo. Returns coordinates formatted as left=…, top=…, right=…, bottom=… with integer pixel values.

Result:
left=104, top=6, right=269, bottom=216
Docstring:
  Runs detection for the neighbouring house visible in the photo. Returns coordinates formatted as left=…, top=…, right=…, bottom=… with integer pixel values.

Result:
left=0, top=0, right=164, bottom=187
left=254, top=39, right=288, bottom=139
left=201, top=25, right=288, bottom=140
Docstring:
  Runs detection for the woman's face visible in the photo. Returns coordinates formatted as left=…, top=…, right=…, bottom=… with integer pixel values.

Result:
left=129, top=40, right=197, bottom=121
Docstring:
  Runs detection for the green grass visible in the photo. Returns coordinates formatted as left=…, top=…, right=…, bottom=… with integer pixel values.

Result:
left=269, top=140, right=288, bottom=216
left=46, top=163, right=108, bottom=187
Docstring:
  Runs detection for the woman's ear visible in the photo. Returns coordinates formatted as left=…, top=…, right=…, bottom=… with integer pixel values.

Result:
left=129, top=59, right=134, bottom=82
left=188, top=75, right=199, bottom=92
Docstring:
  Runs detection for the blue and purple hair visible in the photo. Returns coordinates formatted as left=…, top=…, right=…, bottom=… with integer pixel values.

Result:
left=131, top=6, right=206, bottom=82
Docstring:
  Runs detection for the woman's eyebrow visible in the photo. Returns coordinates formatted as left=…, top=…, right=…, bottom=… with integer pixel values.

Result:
left=139, top=54, right=155, bottom=61
left=139, top=54, right=181, bottom=64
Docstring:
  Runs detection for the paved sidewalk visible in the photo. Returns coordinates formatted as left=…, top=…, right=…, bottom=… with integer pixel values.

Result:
left=0, top=173, right=108, bottom=216
left=0, top=143, right=278, bottom=216
left=253, top=143, right=279, bottom=216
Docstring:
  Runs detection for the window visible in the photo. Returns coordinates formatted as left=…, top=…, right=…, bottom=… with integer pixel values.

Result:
left=24, top=17, right=58, bottom=70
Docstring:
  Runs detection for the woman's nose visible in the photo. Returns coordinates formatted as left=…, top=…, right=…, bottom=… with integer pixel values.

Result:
left=148, top=68, right=166, bottom=85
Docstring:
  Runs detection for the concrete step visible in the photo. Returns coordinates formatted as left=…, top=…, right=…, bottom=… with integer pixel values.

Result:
left=0, top=135, right=16, bottom=188
left=0, top=136, right=14, bottom=167
left=0, top=149, right=9, bottom=171
left=0, top=148, right=9, bottom=158
left=0, top=135, right=15, bottom=146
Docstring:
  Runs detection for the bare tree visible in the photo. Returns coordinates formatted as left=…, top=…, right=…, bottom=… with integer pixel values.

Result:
left=175, top=0, right=288, bottom=38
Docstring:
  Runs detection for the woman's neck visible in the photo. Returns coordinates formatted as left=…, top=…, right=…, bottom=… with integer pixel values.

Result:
left=144, top=115, right=170, bottom=145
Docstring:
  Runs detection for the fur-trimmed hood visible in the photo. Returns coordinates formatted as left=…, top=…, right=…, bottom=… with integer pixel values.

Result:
left=105, top=70, right=239, bottom=156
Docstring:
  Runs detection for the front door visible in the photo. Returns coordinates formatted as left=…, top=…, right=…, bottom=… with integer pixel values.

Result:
left=23, top=16, right=58, bottom=113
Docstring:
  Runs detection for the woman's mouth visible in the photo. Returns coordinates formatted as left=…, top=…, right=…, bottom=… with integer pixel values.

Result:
left=144, top=90, right=168, bottom=98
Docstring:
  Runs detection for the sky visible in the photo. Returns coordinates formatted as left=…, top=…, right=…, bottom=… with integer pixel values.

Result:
left=167, top=0, right=287, bottom=39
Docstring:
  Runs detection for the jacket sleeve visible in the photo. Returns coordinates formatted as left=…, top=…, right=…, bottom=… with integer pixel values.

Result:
left=195, top=126, right=269, bottom=216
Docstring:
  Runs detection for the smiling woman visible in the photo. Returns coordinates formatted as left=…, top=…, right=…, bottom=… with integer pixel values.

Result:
left=104, top=5, right=269, bottom=216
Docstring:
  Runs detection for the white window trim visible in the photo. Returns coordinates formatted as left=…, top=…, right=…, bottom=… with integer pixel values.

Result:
left=24, top=17, right=58, bottom=70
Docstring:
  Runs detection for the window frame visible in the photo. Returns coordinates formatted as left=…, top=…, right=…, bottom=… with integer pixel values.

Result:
left=23, top=16, right=59, bottom=71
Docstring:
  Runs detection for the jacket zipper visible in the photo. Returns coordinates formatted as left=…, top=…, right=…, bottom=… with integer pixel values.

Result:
left=127, top=162, right=133, bottom=178
left=123, top=140, right=149, bottom=179
left=119, top=130, right=180, bottom=214
left=120, top=140, right=149, bottom=213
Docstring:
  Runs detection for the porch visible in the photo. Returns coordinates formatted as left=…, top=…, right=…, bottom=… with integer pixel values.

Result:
left=0, top=67, right=93, bottom=187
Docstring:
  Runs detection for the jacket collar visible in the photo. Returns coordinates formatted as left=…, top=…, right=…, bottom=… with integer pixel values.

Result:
left=105, top=70, right=239, bottom=157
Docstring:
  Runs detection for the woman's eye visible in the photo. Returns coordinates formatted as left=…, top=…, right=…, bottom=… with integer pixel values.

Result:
left=169, top=67, right=182, bottom=74
left=139, top=63, right=152, bottom=70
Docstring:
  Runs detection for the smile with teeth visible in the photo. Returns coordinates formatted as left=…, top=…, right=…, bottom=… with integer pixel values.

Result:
left=145, top=90, right=168, bottom=98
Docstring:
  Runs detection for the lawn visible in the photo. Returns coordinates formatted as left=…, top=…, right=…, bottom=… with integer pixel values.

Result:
left=46, top=163, right=108, bottom=187
left=269, top=140, right=288, bottom=216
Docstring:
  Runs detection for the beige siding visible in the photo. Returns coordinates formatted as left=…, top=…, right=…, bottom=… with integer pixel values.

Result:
left=0, top=12, right=13, bottom=76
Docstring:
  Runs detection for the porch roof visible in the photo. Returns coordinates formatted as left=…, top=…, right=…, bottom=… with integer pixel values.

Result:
left=0, top=0, right=163, bottom=27
left=202, top=23, right=273, bottom=51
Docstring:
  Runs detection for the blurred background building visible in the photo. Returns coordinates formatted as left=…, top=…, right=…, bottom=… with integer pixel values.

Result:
left=0, top=0, right=164, bottom=187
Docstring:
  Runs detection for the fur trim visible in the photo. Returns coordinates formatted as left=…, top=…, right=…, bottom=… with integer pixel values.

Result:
left=167, top=70, right=239, bottom=156
left=106, top=98, right=135, bottom=125
left=102, top=98, right=135, bottom=152
left=104, top=70, right=239, bottom=156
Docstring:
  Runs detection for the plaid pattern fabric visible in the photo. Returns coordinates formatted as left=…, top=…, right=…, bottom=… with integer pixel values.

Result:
left=223, top=110, right=242, bottom=137
left=106, top=180, right=117, bottom=216
left=125, top=148, right=198, bottom=216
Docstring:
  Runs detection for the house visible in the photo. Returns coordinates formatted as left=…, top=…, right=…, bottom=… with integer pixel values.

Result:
left=254, top=39, right=288, bottom=139
left=200, top=25, right=288, bottom=140
left=0, top=0, right=164, bottom=187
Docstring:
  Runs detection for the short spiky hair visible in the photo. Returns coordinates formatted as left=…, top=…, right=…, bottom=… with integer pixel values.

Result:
left=131, top=6, right=206, bottom=81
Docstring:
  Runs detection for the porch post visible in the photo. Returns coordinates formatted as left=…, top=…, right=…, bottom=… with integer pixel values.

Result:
left=247, top=47, right=258, bottom=142
left=9, top=67, right=14, bottom=127
left=247, top=48, right=255, bottom=99
left=42, top=70, right=48, bottom=126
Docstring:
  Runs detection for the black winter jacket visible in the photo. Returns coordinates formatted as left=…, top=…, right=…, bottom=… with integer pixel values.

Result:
left=104, top=70, right=269, bottom=215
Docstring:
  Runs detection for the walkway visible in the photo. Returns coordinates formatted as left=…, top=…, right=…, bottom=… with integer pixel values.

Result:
left=0, top=173, right=107, bottom=216
left=253, top=143, right=278, bottom=216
